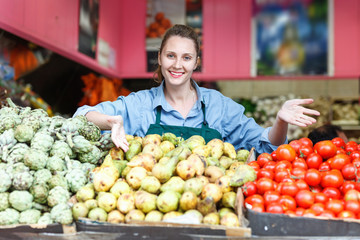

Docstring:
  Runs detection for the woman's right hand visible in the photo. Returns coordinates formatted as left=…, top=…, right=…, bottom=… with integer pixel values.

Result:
left=109, top=115, right=129, bottom=152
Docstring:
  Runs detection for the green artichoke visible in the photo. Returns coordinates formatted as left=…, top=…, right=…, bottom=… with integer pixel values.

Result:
left=65, top=168, right=87, bottom=193
left=79, top=122, right=101, bottom=142
left=50, top=203, right=73, bottom=225
left=30, top=183, right=49, bottom=204
left=0, top=170, right=12, bottom=192
left=0, top=192, right=9, bottom=211
left=19, top=209, right=41, bottom=224
left=31, top=132, right=54, bottom=152
left=37, top=212, right=53, bottom=224
left=6, top=143, right=30, bottom=164
left=24, top=148, right=48, bottom=170
left=78, top=145, right=101, bottom=164
left=47, top=174, right=68, bottom=190
left=46, top=155, right=66, bottom=172
left=12, top=171, right=34, bottom=190
left=47, top=186, right=70, bottom=207
left=0, top=208, right=19, bottom=225
left=50, top=140, right=75, bottom=159
left=72, top=135, right=93, bottom=154
left=9, top=190, right=33, bottom=211
left=33, top=169, right=52, bottom=185
left=14, top=124, right=34, bottom=143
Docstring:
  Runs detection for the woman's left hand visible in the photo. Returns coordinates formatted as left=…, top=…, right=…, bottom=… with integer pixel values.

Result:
left=277, top=99, right=320, bottom=127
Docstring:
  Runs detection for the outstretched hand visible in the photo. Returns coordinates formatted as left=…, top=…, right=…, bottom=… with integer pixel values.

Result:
left=277, top=99, right=320, bottom=127
left=109, top=115, right=129, bottom=152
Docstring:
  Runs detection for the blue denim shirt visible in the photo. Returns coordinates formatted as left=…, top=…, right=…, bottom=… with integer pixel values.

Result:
left=73, top=81, right=285, bottom=153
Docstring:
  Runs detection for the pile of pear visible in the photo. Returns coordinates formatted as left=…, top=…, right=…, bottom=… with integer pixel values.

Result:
left=71, top=133, right=253, bottom=228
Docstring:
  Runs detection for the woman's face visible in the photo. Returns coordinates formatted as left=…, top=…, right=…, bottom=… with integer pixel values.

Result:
left=158, top=36, right=198, bottom=87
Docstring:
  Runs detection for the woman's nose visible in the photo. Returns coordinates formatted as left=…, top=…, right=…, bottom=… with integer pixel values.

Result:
left=174, top=58, right=182, bottom=68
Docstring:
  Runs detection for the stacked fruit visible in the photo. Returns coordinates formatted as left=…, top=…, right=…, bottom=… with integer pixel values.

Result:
left=146, top=12, right=172, bottom=38
left=72, top=133, right=254, bottom=227
left=0, top=98, right=114, bottom=225
left=243, top=137, right=360, bottom=219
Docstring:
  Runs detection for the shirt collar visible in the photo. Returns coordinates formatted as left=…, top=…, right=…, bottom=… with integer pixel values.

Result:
left=152, top=80, right=204, bottom=111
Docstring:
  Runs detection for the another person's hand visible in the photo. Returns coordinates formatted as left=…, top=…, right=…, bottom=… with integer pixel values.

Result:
left=109, top=115, right=129, bottom=152
left=277, top=99, right=320, bottom=127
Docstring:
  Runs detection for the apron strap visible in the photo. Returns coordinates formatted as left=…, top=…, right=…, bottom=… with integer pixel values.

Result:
left=201, top=102, right=208, bottom=126
left=155, top=106, right=161, bottom=124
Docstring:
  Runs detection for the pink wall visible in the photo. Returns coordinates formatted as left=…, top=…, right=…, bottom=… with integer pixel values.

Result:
left=0, top=0, right=359, bottom=80
left=334, top=0, right=360, bottom=76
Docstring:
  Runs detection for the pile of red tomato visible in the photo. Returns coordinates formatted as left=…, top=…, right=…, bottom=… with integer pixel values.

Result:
left=242, top=137, right=360, bottom=219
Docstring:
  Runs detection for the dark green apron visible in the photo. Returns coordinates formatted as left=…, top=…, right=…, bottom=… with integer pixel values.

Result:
left=146, top=102, right=222, bottom=143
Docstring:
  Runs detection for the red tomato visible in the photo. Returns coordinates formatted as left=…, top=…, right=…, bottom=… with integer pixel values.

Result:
left=346, top=141, right=358, bottom=154
left=263, top=190, right=281, bottom=206
left=310, top=185, right=322, bottom=193
left=350, top=151, right=360, bottom=160
left=295, top=207, right=305, bottom=216
left=266, top=202, right=284, bottom=214
left=352, top=158, right=360, bottom=167
left=299, top=145, right=314, bottom=159
left=256, top=153, right=273, bottom=167
left=289, top=140, right=301, bottom=155
left=276, top=144, right=296, bottom=162
left=244, top=194, right=264, bottom=207
left=302, top=209, right=317, bottom=217
left=318, top=210, right=336, bottom=218
left=304, top=169, right=322, bottom=187
left=274, top=169, right=290, bottom=183
left=280, top=181, right=299, bottom=197
left=256, top=178, right=275, bottom=195
left=325, top=199, right=344, bottom=215
left=263, top=161, right=276, bottom=172
left=344, top=189, right=360, bottom=202
left=257, top=168, right=274, bottom=180
left=337, top=210, right=356, bottom=219
left=247, top=161, right=260, bottom=172
left=314, top=140, right=337, bottom=160
left=242, top=181, right=257, bottom=197
left=278, top=195, right=297, bottom=211
left=322, top=187, right=341, bottom=200
left=295, top=190, right=315, bottom=209
left=336, top=148, right=347, bottom=154
left=292, top=158, right=308, bottom=170
left=318, top=161, right=331, bottom=172
left=314, top=192, right=329, bottom=204
left=310, top=202, right=325, bottom=215
left=295, top=179, right=310, bottom=191
left=321, top=169, right=344, bottom=188
left=344, top=200, right=360, bottom=214
left=342, top=163, right=357, bottom=180
left=274, top=160, right=292, bottom=172
left=332, top=137, right=346, bottom=149
left=290, top=167, right=306, bottom=180
left=271, top=151, right=277, bottom=161
left=299, top=137, right=313, bottom=148
left=340, top=181, right=356, bottom=195
left=250, top=203, right=265, bottom=213
left=305, top=153, right=323, bottom=169
left=330, top=153, right=351, bottom=170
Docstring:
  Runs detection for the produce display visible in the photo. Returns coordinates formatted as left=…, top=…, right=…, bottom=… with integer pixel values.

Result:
left=0, top=98, right=114, bottom=225
left=73, top=133, right=252, bottom=227
left=242, top=137, right=360, bottom=219
left=0, top=98, right=253, bottom=228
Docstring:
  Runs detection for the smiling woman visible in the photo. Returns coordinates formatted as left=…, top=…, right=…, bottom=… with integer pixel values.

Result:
left=74, top=24, right=320, bottom=155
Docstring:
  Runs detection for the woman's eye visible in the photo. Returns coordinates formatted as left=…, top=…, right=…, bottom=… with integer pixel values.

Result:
left=184, top=56, right=191, bottom=61
left=167, top=54, right=174, bottom=58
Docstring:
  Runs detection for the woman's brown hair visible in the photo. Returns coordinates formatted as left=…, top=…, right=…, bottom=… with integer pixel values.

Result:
left=153, top=24, right=200, bottom=84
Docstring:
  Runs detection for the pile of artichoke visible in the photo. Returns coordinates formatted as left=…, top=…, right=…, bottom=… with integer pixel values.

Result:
left=0, top=98, right=114, bottom=225
left=73, top=133, right=253, bottom=227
